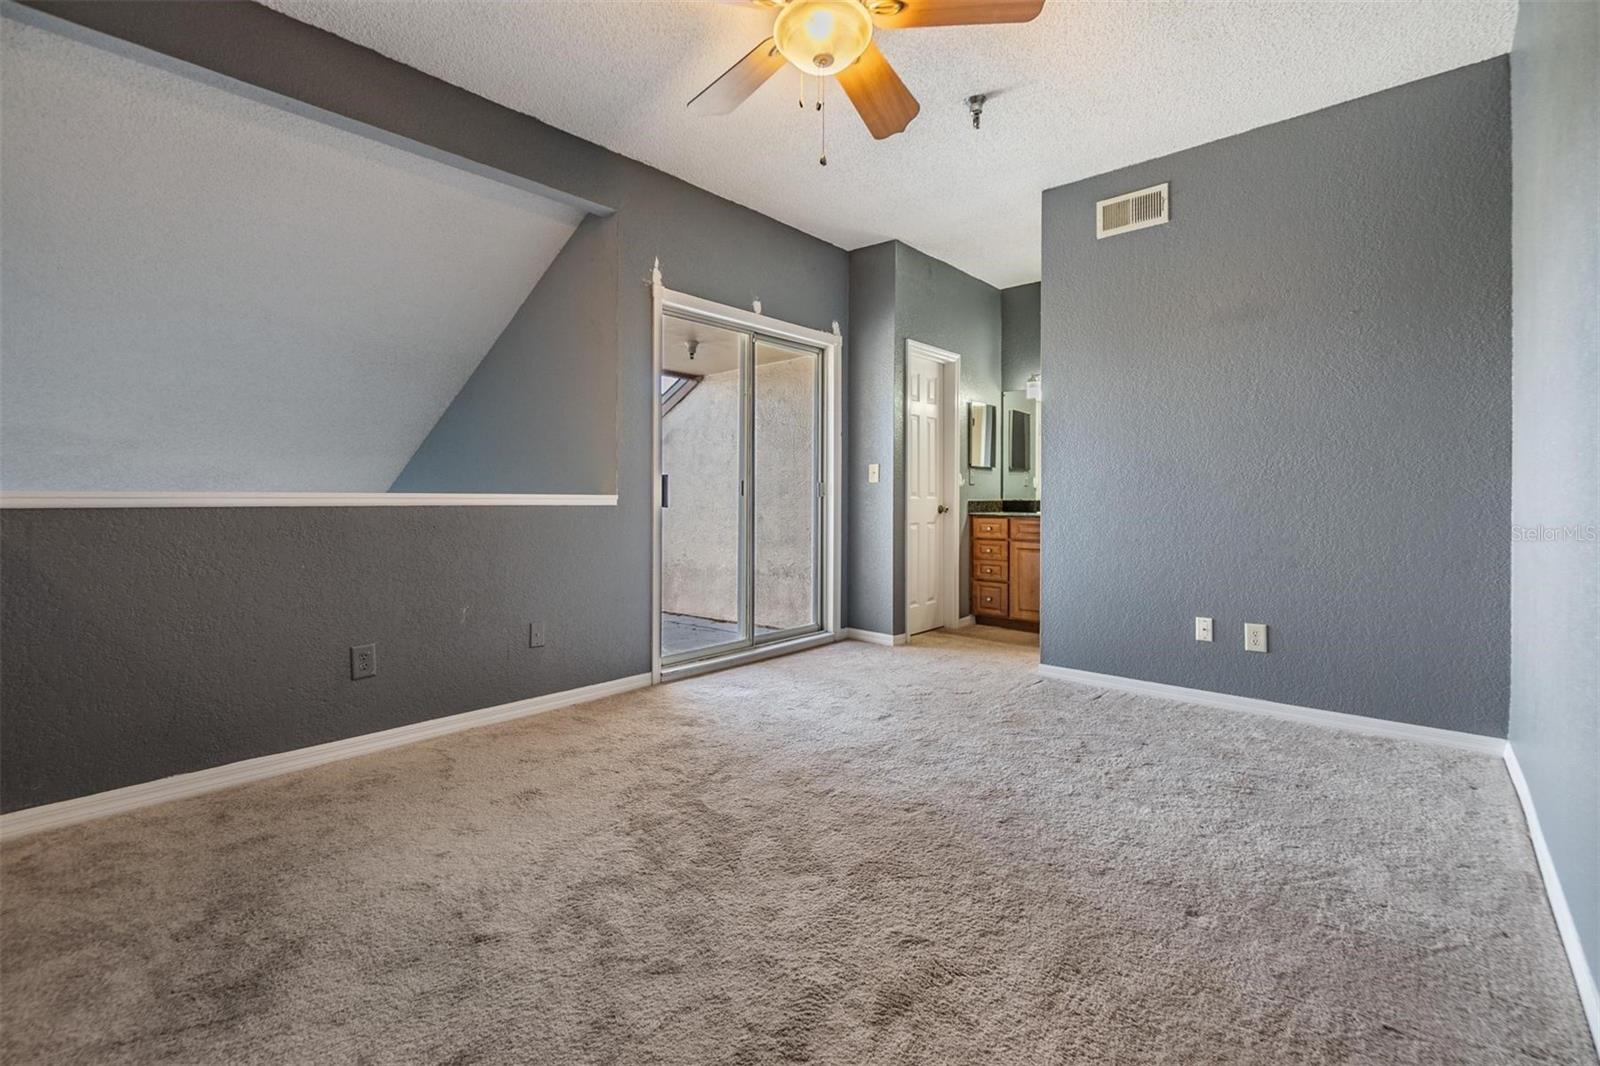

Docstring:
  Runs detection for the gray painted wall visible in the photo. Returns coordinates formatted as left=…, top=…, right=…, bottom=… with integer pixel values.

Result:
left=1509, top=0, right=1599, bottom=996
left=1001, top=283, right=1042, bottom=391
left=392, top=214, right=620, bottom=494
left=846, top=241, right=1002, bottom=634
left=846, top=243, right=898, bottom=636
left=1040, top=58, right=1513, bottom=736
left=0, top=2, right=848, bottom=812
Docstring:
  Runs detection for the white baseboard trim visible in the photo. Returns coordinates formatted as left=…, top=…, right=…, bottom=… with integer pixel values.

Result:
left=1035, top=664, right=1507, bottom=756
left=1504, top=745, right=1600, bottom=1052
left=0, top=491, right=619, bottom=509
left=842, top=628, right=908, bottom=646
left=949, top=615, right=976, bottom=630
left=0, top=672, right=653, bottom=842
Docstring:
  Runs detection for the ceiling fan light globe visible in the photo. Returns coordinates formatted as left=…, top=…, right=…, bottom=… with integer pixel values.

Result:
left=773, top=0, right=873, bottom=77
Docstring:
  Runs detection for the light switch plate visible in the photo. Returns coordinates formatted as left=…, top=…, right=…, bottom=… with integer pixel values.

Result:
left=529, top=622, right=546, bottom=649
left=1194, top=617, right=1213, bottom=642
left=1245, top=623, right=1268, bottom=653
left=867, top=463, right=880, bottom=484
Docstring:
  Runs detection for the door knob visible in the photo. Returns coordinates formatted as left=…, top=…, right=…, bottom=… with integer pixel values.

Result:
left=937, top=504, right=950, bottom=514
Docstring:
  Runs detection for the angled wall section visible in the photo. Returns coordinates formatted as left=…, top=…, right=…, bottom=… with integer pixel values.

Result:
left=392, top=214, right=619, bottom=494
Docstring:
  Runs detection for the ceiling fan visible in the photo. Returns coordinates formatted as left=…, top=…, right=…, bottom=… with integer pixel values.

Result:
left=687, top=0, right=1046, bottom=140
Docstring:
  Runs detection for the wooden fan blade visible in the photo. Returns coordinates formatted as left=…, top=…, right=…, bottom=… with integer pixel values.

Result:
left=836, top=42, right=920, bottom=139
left=870, top=0, right=1045, bottom=29
left=687, top=38, right=787, bottom=115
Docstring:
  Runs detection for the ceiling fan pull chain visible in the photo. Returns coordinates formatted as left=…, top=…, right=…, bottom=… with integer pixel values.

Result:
left=819, top=77, right=827, bottom=167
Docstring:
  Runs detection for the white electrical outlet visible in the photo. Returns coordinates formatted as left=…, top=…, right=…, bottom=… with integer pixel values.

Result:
left=1245, top=623, right=1268, bottom=653
left=1194, top=617, right=1213, bottom=642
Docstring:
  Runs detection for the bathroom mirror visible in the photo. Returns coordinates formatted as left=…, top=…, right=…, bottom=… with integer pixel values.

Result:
left=0, top=19, right=618, bottom=502
left=1001, top=390, right=1040, bottom=500
left=1008, top=411, right=1031, bottom=471
left=968, top=402, right=995, bottom=470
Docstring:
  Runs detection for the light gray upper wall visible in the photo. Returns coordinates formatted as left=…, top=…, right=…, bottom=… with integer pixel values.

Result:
left=17, top=1, right=623, bottom=214
left=1040, top=58, right=1512, bottom=736
left=1001, top=283, right=1042, bottom=391
left=846, top=241, right=1002, bottom=633
left=0, top=2, right=848, bottom=812
left=846, top=243, right=898, bottom=635
left=392, top=214, right=619, bottom=494
left=0, top=15, right=587, bottom=493
left=1509, top=0, right=1599, bottom=995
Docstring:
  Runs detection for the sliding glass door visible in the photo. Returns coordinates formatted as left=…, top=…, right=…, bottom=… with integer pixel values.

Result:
left=660, top=316, right=750, bottom=663
left=752, top=338, right=822, bottom=642
left=660, top=313, right=822, bottom=667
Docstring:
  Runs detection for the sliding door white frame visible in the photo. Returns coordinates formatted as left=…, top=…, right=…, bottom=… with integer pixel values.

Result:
left=650, top=262, right=843, bottom=683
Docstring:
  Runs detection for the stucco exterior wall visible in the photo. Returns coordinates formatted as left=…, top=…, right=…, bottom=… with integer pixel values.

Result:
left=661, top=353, right=816, bottom=630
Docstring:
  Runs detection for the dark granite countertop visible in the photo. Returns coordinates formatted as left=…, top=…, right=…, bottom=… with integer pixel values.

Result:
left=968, top=500, right=1042, bottom=516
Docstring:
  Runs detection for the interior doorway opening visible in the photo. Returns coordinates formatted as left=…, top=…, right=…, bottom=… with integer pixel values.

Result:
left=904, top=340, right=963, bottom=637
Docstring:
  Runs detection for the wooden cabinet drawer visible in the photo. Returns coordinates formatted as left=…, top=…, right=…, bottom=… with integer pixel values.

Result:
left=1010, top=518, right=1040, bottom=542
left=973, top=581, right=1009, bottom=616
left=971, top=517, right=1009, bottom=540
left=972, top=538, right=1008, bottom=562
left=973, top=558, right=1008, bottom=582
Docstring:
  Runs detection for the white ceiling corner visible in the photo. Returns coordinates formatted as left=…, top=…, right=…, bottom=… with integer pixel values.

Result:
left=268, top=2, right=1511, bottom=288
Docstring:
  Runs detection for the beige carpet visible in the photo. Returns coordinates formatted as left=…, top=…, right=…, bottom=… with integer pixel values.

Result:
left=2, top=633, right=1593, bottom=1064
left=929, top=622, right=1041, bottom=647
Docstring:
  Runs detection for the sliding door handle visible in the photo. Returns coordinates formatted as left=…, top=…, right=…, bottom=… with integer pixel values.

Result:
left=661, top=473, right=669, bottom=509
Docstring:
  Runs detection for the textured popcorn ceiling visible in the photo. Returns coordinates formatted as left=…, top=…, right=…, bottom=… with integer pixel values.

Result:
left=263, top=0, right=1515, bottom=288
left=0, top=18, right=584, bottom=492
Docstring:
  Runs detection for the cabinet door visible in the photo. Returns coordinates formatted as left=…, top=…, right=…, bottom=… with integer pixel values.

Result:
left=1009, top=541, right=1040, bottom=622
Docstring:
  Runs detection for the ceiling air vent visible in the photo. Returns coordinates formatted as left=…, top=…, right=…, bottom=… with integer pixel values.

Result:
left=1096, top=182, right=1169, bottom=239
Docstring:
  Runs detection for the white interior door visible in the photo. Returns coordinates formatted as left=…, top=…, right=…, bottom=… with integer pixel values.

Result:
left=906, top=351, right=945, bottom=634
